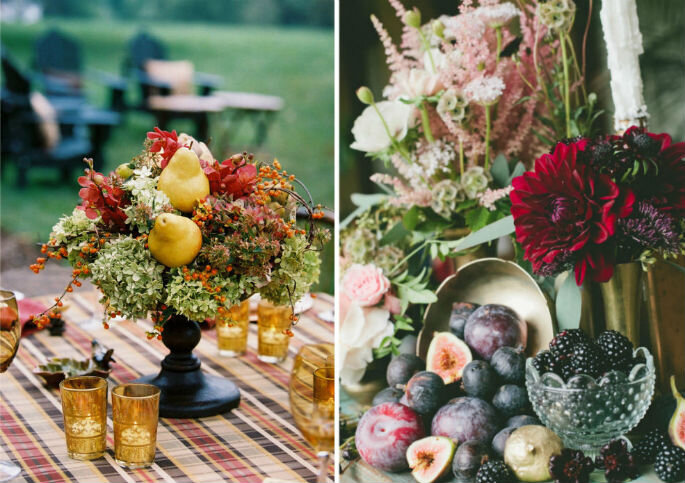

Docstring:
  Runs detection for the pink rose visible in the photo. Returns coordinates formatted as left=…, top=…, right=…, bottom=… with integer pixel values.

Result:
left=342, top=264, right=390, bottom=307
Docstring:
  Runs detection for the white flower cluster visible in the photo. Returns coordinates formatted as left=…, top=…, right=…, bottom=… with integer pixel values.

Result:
left=404, top=141, right=456, bottom=188
left=474, top=2, right=521, bottom=28
left=50, top=208, right=98, bottom=254
left=464, top=76, right=506, bottom=105
left=123, top=167, right=174, bottom=233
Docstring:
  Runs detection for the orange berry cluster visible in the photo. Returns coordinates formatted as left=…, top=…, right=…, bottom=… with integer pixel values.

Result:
left=254, top=160, right=295, bottom=204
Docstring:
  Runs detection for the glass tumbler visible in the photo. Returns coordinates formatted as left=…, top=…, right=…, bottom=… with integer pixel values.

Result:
left=216, top=299, right=250, bottom=357
left=60, top=376, right=107, bottom=460
left=111, top=383, right=161, bottom=468
left=257, top=300, right=292, bottom=363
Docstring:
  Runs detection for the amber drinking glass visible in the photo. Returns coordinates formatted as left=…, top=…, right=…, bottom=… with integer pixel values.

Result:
left=60, top=376, right=107, bottom=460
left=0, top=290, right=22, bottom=481
left=0, top=290, right=21, bottom=373
left=111, top=383, right=160, bottom=468
left=216, top=299, right=250, bottom=357
left=257, top=300, right=292, bottom=363
left=289, top=344, right=334, bottom=483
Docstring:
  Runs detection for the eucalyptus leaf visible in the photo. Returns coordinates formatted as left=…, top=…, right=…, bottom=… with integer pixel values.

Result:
left=340, top=193, right=388, bottom=228
left=508, top=161, right=526, bottom=183
left=381, top=221, right=411, bottom=245
left=403, top=206, right=421, bottom=230
left=491, top=154, right=510, bottom=187
left=443, top=215, right=515, bottom=252
left=556, top=271, right=582, bottom=330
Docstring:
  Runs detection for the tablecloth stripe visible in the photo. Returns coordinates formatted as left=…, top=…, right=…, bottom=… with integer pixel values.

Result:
left=0, top=290, right=334, bottom=483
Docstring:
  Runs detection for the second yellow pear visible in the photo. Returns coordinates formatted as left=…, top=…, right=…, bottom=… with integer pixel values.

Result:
left=148, top=213, right=203, bottom=267
left=158, top=147, right=210, bottom=213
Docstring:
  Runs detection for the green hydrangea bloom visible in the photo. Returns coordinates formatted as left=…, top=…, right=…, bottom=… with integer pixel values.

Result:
left=90, top=237, right=165, bottom=319
left=260, top=234, right=321, bottom=306
left=50, top=208, right=98, bottom=256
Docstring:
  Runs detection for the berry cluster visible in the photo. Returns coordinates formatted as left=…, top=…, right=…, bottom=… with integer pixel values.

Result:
left=533, top=329, right=638, bottom=382
left=630, top=429, right=685, bottom=482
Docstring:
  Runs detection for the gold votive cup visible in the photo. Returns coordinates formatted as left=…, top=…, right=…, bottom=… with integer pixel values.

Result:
left=257, top=300, right=292, bottom=363
left=313, top=366, right=335, bottom=404
left=216, top=299, right=250, bottom=357
left=111, top=383, right=160, bottom=469
left=60, top=376, right=107, bottom=460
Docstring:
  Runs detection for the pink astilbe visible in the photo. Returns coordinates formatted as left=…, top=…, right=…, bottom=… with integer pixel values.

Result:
left=371, top=15, right=408, bottom=72
left=370, top=173, right=432, bottom=207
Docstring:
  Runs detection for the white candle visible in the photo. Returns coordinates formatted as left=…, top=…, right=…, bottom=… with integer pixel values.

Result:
left=599, top=0, right=649, bottom=132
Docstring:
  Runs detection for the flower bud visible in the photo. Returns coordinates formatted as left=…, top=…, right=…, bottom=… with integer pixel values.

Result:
left=356, top=86, right=374, bottom=105
left=403, top=8, right=421, bottom=29
left=432, top=20, right=445, bottom=39
left=93, top=174, right=106, bottom=186
left=115, top=163, right=134, bottom=179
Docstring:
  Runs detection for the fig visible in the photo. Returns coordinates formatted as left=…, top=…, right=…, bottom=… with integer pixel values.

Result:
left=507, top=415, right=540, bottom=428
left=452, top=440, right=491, bottom=482
left=669, top=376, right=685, bottom=450
left=426, top=332, right=473, bottom=385
left=405, top=371, right=446, bottom=415
left=492, top=426, right=516, bottom=458
left=492, top=384, right=530, bottom=417
left=431, top=397, right=500, bottom=445
left=397, top=335, right=418, bottom=356
left=462, top=360, right=499, bottom=399
left=356, top=402, right=425, bottom=472
left=449, top=302, right=480, bottom=339
left=504, top=425, right=563, bottom=482
left=464, top=304, right=527, bottom=361
left=406, top=436, right=456, bottom=483
left=387, top=353, right=425, bottom=387
left=372, top=387, right=404, bottom=406
left=490, top=346, right=526, bottom=384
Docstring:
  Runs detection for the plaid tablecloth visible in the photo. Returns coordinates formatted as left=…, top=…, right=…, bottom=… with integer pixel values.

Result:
left=0, top=290, right=334, bottom=483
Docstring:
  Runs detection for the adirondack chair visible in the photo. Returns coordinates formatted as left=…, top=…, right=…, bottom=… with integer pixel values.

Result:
left=1, top=50, right=119, bottom=186
left=33, top=29, right=127, bottom=111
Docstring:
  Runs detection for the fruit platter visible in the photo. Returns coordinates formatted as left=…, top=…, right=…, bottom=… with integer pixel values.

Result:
left=341, top=261, right=685, bottom=482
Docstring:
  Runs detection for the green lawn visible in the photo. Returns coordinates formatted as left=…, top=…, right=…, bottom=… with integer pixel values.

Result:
left=0, top=19, right=334, bottom=291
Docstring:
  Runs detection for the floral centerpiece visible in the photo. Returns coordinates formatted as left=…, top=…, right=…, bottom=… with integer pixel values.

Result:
left=29, top=128, right=328, bottom=339
left=348, top=0, right=598, bottom=235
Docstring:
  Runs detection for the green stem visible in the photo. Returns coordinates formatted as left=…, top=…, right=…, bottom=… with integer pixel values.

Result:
left=389, top=240, right=430, bottom=275
left=566, top=34, right=588, bottom=103
left=420, top=102, right=435, bottom=144
left=459, top=139, right=464, bottom=176
left=495, top=27, right=502, bottom=65
left=372, top=102, right=412, bottom=163
left=559, top=31, right=571, bottom=138
left=484, top=104, right=491, bottom=171
left=418, top=30, right=436, bottom=73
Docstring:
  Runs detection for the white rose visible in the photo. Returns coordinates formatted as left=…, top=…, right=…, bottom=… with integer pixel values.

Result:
left=395, top=68, right=443, bottom=99
left=339, top=303, right=394, bottom=385
left=350, top=101, right=414, bottom=153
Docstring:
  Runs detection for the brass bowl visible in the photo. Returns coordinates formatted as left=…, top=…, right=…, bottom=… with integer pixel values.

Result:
left=417, top=258, right=555, bottom=360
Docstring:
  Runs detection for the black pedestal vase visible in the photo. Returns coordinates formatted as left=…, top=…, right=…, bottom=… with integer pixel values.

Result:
left=134, top=313, right=240, bottom=418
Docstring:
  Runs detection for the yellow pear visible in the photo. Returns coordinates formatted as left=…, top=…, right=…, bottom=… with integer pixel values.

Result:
left=157, top=147, right=210, bottom=213
left=148, top=213, right=203, bottom=268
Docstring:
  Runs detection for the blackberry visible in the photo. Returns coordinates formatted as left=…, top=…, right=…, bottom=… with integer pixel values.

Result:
left=550, top=329, right=589, bottom=358
left=476, top=460, right=515, bottom=483
left=596, top=330, right=633, bottom=371
left=631, top=429, right=670, bottom=464
left=532, top=350, right=555, bottom=373
left=549, top=448, right=594, bottom=483
left=655, top=446, right=685, bottom=482
left=596, top=439, right=640, bottom=481
left=567, top=342, right=606, bottom=378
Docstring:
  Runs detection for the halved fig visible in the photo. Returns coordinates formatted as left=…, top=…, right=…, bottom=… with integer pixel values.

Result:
left=426, top=332, right=473, bottom=384
left=669, top=376, right=685, bottom=450
left=406, top=436, right=456, bottom=483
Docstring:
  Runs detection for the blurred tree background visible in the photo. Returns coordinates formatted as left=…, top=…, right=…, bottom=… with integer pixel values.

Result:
left=1, top=0, right=334, bottom=292
left=340, top=0, right=685, bottom=217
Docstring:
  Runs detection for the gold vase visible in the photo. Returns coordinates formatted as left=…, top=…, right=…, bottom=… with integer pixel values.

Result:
left=599, top=262, right=642, bottom=348
left=644, top=258, right=685, bottom=393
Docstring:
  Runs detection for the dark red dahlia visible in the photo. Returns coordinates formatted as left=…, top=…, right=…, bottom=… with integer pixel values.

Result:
left=202, top=156, right=257, bottom=198
left=147, top=127, right=184, bottom=169
left=617, top=126, right=685, bottom=217
left=549, top=448, right=594, bottom=483
left=510, top=140, right=635, bottom=285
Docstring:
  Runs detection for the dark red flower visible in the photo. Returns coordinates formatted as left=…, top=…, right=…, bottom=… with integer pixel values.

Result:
left=202, top=157, right=257, bottom=198
left=77, top=170, right=129, bottom=230
left=147, top=127, right=183, bottom=169
left=619, top=126, right=685, bottom=217
left=510, top=140, right=635, bottom=285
